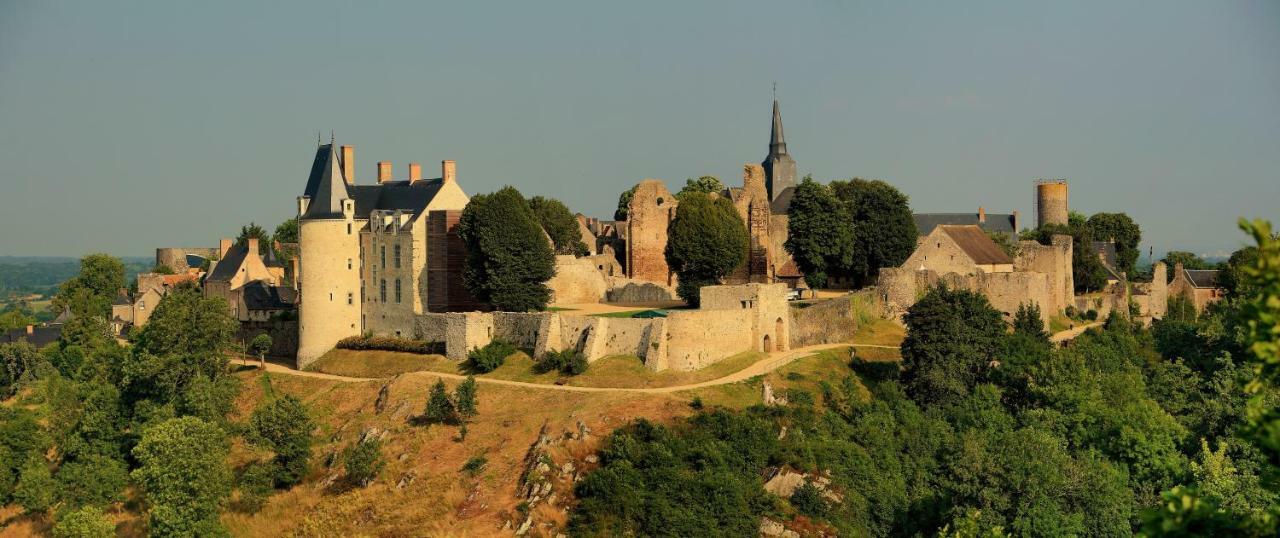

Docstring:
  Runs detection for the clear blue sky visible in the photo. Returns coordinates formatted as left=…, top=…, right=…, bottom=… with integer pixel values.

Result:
left=1, top=1, right=1276, bottom=259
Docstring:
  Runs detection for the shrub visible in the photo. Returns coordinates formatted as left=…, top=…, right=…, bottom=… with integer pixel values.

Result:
left=468, top=340, right=516, bottom=373
left=566, top=353, right=589, bottom=375
left=246, top=395, right=314, bottom=487
left=237, top=460, right=276, bottom=513
left=785, top=389, right=815, bottom=408
left=52, top=506, right=115, bottom=538
left=13, top=458, right=56, bottom=513
left=344, top=438, right=385, bottom=487
left=424, top=380, right=457, bottom=424
left=335, top=335, right=441, bottom=354
left=790, top=482, right=829, bottom=518
left=536, top=349, right=589, bottom=376
left=1065, top=305, right=1078, bottom=318
left=55, top=454, right=128, bottom=508
left=1085, top=309, right=1099, bottom=321
left=689, top=397, right=704, bottom=410
left=462, top=456, right=487, bottom=477
left=850, top=355, right=899, bottom=383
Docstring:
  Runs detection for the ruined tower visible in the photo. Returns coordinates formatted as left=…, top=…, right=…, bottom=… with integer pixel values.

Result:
left=761, top=99, right=796, bottom=203
left=1035, top=179, right=1069, bottom=228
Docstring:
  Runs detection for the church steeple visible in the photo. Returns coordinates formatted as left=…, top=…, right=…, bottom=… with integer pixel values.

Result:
left=762, top=96, right=797, bottom=205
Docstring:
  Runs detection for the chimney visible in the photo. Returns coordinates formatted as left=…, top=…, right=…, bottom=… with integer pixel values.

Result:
left=441, top=160, right=456, bottom=184
left=26, top=325, right=33, bottom=335
left=248, top=237, right=260, bottom=257
left=408, top=162, right=422, bottom=183
left=377, top=161, right=393, bottom=183
left=978, top=206, right=986, bottom=223
left=340, top=145, right=355, bottom=184
left=290, top=257, right=300, bottom=290
left=1012, top=210, right=1020, bottom=232
left=219, top=238, right=232, bottom=259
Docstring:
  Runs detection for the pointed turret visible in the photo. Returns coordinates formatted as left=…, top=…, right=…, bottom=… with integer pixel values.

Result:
left=762, top=98, right=797, bottom=205
left=301, top=143, right=350, bottom=220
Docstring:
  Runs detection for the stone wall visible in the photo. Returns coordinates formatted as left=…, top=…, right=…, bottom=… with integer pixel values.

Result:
left=663, top=309, right=754, bottom=371
left=789, top=295, right=859, bottom=348
left=156, top=247, right=218, bottom=272
left=1014, top=235, right=1073, bottom=315
left=546, top=255, right=610, bottom=304
left=625, top=180, right=677, bottom=286
left=605, top=281, right=673, bottom=303
left=239, top=320, right=299, bottom=360
left=877, top=268, right=1052, bottom=325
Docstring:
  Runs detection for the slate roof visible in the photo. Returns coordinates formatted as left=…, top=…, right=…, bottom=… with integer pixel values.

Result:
left=206, top=245, right=250, bottom=283
left=302, top=143, right=351, bottom=220
left=348, top=180, right=447, bottom=220
left=301, top=143, right=450, bottom=222
left=770, top=186, right=795, bottom=214
left=1, top=325, right=62, bottom=348
left=915, top=213, right=1017, bottom=236
left=939, top=225, right=1013, bottom=265
left=242, top=280, right=298, bottom=311
left=1184, top=269, right=1220, bottom=289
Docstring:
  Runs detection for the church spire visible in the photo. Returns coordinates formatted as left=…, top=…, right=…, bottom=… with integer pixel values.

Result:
left=762, top=94, right=797, bottom=204
left=769, top=99, right=787, bottom=156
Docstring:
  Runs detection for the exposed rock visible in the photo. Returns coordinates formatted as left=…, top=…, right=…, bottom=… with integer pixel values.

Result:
left=560, top=461, right=576, bottom=476
left=577, top=420, right=592, bottom=439
left=778, top=425, right=788, bottom=440
left=763, top=468, right=807, bottom=498
left=360, top=427, right=384, bottom=443
left=584, top=454, right=599, bottom=464
left=374, top=382, right=391, bottom=414
left=396, top=471, right=416, bottom=489
left=515, top=516, right=533, bottom=536
left=763, top=381, right=788, bottom=406
left=760, top=517, right=800, bottom=538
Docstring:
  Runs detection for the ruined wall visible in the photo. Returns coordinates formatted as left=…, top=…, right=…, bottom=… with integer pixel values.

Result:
left=625, top=180, right=677, bottom=286
left=974, top=271, right=1051, bottom=324
left=1013, top=235, right=1073, bottom=315
left=156, top=247, right=218, bottom=272
left=492, top=312, right=545, bottom=350
left=606, top=281, right=674, bottom=303
left=789, top=295, right=859, bottom=348
left=663, top=309, right=754, bottom=371
left=1035, top=181, right=1069, bottom=228
left=239, top=320, right=299, bottom=359
left=546, top=255, right=610, bottom=304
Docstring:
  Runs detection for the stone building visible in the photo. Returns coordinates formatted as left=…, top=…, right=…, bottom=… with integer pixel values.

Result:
left=1169, top=263, right=1224, bottom=312
left=204, top=237, right=282, bottom=321
left=1035, top=179, right=1069, bottom=228
left=295, top=141, right=474, bottom=367
left=900, top=225, right=1015, bottom=275
left=624, top=180, right=678, bottom=286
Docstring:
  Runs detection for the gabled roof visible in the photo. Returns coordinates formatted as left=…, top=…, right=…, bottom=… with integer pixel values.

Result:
left=348, top=179, right=447, bottom=220
left=2, top=325, right=62, bottom=348
left=206, top=245, right=250, bottom=282
left=1184, top=269, right=1220, bottom=289
left=301, top=143, right=351, bottom=220
left=915, top=213, right=1017, bottom=236
left=242, top=280, right=298, bottom=311
left=939, top=225, right=1013, bottom=265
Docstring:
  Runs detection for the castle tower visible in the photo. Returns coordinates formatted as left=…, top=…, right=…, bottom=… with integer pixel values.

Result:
left=296, top=143, right=362, bottom=368
left=1035, top=179, right=1069, bottom=228
left=761, top=99, right=796, bottom=202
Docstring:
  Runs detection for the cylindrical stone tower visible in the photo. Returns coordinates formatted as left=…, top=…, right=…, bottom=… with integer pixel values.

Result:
left=296, top=213, right=362, bottom=368
left=1035, top=180, right=1069, bottom=228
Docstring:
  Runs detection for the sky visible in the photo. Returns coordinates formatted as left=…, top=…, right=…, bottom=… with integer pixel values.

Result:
left=0, top=0, right=1276, bottom=259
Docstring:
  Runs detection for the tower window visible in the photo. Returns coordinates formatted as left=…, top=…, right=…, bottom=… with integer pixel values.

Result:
left=395, top=279, right=402, bottom=303
left=394, top=244, right=401, bottom=268
left=347, top=292, right=353, bottom=305
left=380, top=279, right=387, bottom=302
left=381, top=246, right=386, bottom=269
left=348, top=258, right=352, bottom=270
left=347, top=223, right=352, bottom=235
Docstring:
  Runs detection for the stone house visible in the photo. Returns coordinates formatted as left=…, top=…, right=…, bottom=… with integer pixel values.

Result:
left=204, top=237, right=280, bottom=321
left=237, top=280, right=298, bottom=322
left=111, top=271, right=201, bottom=335
left=901, top=225, right=1015, bottom=275
left=1169, top=263, right=1224, bottom=312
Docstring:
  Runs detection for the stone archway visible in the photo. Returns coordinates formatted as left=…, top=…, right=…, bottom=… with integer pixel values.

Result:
left=763, top=334, right=773, bottom=352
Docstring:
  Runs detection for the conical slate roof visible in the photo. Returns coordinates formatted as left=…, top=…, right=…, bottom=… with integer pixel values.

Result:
left=769, top=99, right=788, bottom=155
left=302, top=143, right=350, bottom=220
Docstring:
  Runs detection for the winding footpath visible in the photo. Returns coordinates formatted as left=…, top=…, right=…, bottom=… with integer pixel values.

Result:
left=232, top=343, right=899, bottom=394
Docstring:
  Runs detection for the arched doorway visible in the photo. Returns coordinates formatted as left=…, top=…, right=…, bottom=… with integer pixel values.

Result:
left=775, top=317, right=785, bottom=351
left=762, top=334, right=773, bottom=352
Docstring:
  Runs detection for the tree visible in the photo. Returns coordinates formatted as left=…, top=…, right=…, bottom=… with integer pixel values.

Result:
left=250, top=333, right=273, bottom=369
left=131, top=283, right=238, bottom=379
left=56, top=453, right=128, bottom=508
left=131, top=416, right=232, bottom=537
left=830, top=178, right=918, bottom=287
left=13, top=457, right=56, bottom=513
left=425, top=379, right=457, bottom=424
left=52, top=506, right=116, bottom=538
left=273, top=218, right=300, bottom=260
left=1161, top=251, right=1210, bottom=282
left=614, top=185, right=637, bottom=221
left=1012, top=303, right=1048, bottom=343
left=1, top=341, right=50, bottom=398
left=1032, top=222, right=1108, bottom=293
left=1086, top=212, right=1142, bottom=275
left=344, top=438, right=385, bottom=487
left=676, top=176, right=725, bottom=200
left=458, top=186, right=556, bottom=312
left=665, top=191, right=749, bottom=306
left=785, top=177, right=855, bottom=289
left=53, top=254, right=125, bottom=319
left=1217, top=245, right=1259, bottom=297
left=900, top=286, right=1006, bottom=407
left=528, top=196, right=589, bottom=256
left=247, top=395, right=314, bottom=487
left=235, top=222, right=272, bottom=256
left=455, top=376, right=478, bottom=423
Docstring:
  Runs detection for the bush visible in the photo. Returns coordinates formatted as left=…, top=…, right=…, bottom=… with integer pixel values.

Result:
left=790, top=482, right=829, bottom=518
left=424, top=379, right=457, bottom=425
left=13, top=458, right=56, bottom=513
left=335, top=335, right=441, bottom=354
left=1085, top=309, right=1099, bottom=321
left=468, top=340, right=516, bottom=373
left=535, top=349, right=589, bottom=376
left=344, top=438, right=385, bottom=487
left=462, top=456, right=487, bottom=477
left=1065, top=306, right=1078, bottom=318
left=246, top=395, right=314, bottom=487
left=237, top=460, right=276, bottom=513
left=785, top=389, right=815, bottom=408
left=850, top=355, right=900, bottom=383
left=52, top=506, right=115, bottom=538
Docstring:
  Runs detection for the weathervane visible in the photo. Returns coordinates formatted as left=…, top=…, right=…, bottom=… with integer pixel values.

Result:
left=773, top=82, right=777, bottom=100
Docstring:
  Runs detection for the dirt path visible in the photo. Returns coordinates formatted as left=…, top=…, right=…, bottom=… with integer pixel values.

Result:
left=233, top=342, right=894, bottom=393
left=1050, top=321, right=1104, bottom=343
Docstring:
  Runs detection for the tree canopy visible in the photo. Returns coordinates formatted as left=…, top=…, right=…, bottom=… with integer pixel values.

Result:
left=664, top=191, right=748, bottom=306
left=614, top=185, right=637, bottom=221
left=528, top=195, right=589, bottom=256
left=784, top=177, right=855, bottom=289
left=676, top=176, right=725, bottom=200
left=458, top=186, right=556, bottom=312
left=131, top=416, right=232, bottom=536
left=829, top=178, right=918, bottom=287
left=1086, top=212, right=1142, bottom=275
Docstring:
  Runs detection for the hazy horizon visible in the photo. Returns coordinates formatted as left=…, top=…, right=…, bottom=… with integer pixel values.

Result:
left=1, top=1, right=1277, bottom=259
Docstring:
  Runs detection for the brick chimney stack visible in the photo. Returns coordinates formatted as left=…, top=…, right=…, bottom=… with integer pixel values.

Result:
left=978, top=206, right=986, bottom=223
left=442, top=160, right=456, bottom=184
left=377, top=161, right=392, bottom=183
left=219, top=238, right=232, bottom=259
left=25, top=325, right=33, bottom=335
left=408, top=162, right=422, bottom=183
left=247, top=238, right=260, bottom=258
left=340, top=145, right=355, bottom=184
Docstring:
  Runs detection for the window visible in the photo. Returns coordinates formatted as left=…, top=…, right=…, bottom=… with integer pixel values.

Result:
left=347, top=292, right=353, bottom=305
left=380, top=279, right=387, bottom=302
left=348, top=258, right=352, bottom=270
left=394, top=244, right=401, bottom=268
left=347, top=223, right=352, bottom=235
left=395, top=279, right=402, bottom=303
left=381, top=246, right=386, bottom=269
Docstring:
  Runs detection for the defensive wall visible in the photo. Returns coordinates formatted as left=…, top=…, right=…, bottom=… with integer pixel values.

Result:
left=878, top=268, right=1053, bottom=325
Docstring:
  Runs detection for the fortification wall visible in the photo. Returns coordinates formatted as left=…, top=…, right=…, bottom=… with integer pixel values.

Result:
left=239, top=320, right=299, bottom=359
left=664, top=309, right=754, bottom=371
left=789, top=295, right=859, bottom=348
left=975, top=271, right=1051, bottom=324
left=492, top=312, right=545, bottom=350
left=547, top=255, right=609, bottom=304
left=1013, top=235, right=1073, bottom=315
left=156, top=247, right=219, bottom=272
left=605, top=281, right=674, bottom=303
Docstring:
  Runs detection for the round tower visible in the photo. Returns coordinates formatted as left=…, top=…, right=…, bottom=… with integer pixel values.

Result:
left=1035, top=179, right=1069, bottom=228
left=296, top=208, right=362, bottom=368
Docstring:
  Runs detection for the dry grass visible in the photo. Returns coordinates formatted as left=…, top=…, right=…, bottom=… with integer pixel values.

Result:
left=850, top=318, right=906, bottom=347
left=306, top=349, right=458, bottom=378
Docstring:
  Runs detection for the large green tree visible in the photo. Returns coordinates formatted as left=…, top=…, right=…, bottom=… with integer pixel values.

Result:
left=614, top=185, right=637, bottom=221
left=53, top=254, right=125, bottom=319
left=235, top=222, right=272, bottom=256
left=528, top=196, right=589, bottom=256
left=784, top=177, right=856, bottom=288
left=665, top=191, right=749, bottom=306
left=1027, top=222, right=1109, bottom=293
left=458, top=186, right=556, bottom=312
left=1086, top=212, right=1143, bottom=275
left=247, top=395, right=314, bottom=487
left=900, top=286, right=1006, bottom=407
left=1161, top=250, right=1210, bottom=283
left=830, top=178, right=918, bottom=287
left=131, top=416, right=232, bottom=537
left=676, top=176, right=725, bottom=200
left=131, top=283, right=237, bottom=377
